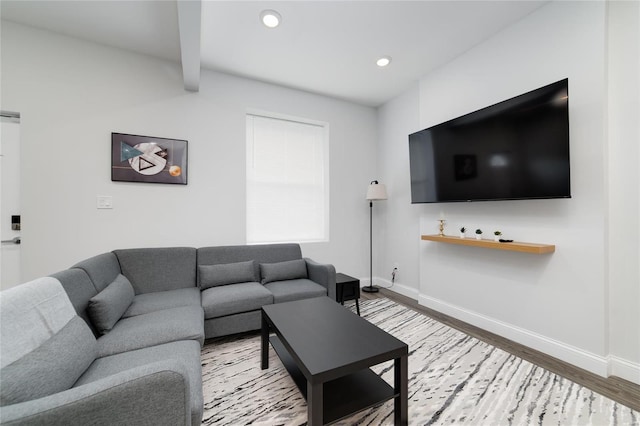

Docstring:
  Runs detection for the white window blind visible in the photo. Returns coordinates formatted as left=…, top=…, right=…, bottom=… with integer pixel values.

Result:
left=246, top=113, right=329, bottom=244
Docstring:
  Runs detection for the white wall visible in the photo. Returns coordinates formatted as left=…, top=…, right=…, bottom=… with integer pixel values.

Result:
left=606, top=0, right=640, bottom=382
left=0, top=21, right=377, bottom=281
left=419, top=0, right=607, bottom=368
left=378, top=0, right=639, bottom=383
left=375, top=84, right=421, bottom=297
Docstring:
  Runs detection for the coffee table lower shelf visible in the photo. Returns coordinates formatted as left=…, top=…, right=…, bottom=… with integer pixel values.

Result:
left=270, top=336, right=396, bottom=424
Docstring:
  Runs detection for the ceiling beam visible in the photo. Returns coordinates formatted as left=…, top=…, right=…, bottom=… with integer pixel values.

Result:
left=177, top=0, right=201, bottom=92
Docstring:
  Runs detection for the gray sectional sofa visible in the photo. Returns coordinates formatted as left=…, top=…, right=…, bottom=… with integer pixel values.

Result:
left=0, top=243, right=336, bottom=426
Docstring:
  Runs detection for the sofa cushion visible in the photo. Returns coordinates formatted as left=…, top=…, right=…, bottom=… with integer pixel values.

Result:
left=197, top=244, right=303, bottom=281
left=260, top=259, right=308, bottom=284
left=0, top=277, right=76, bottom=369
left=123, top=288, right=201, bottom=318
left=50, top=268, right=100, bottom=335
left=73, top=252, right=121, bottom=292
left=199, top=260, right=257, bottom=289
left=204, top=311, right=262, bottom=339
left=114, top=247, right=197, bottom=294
left=96, top=305, right=205, bottom=357
left=264, top=278, right=327, bottom=303
left=75, top=340, right=203, bottom=426
left=88, top=274, right=135, bottom=335
left=0, top=316, right=97, bottom=406
left=201, top=282, right=273, bottom=319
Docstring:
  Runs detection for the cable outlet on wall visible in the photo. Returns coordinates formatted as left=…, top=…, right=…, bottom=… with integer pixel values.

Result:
left=393, top=262, right=399, bottom=271
left=97, top=196, right=113, bottom=209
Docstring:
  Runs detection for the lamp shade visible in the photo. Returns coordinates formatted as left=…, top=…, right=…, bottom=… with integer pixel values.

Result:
left=366, top=181, right=388, bottom=200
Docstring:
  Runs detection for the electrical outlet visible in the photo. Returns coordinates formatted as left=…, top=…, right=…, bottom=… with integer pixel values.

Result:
left=393, top=262, right=399, bottom=271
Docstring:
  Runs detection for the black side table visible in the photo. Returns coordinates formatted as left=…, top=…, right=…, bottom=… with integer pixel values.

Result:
left=336, top=273, right=360, bottom=316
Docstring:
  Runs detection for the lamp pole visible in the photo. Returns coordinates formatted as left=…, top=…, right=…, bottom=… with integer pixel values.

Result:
left=364, top=180, right=386, bottom=293
left=363, top=199, right=378, bottom=293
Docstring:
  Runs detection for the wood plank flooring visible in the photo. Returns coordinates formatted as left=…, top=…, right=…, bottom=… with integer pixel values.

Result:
left=359, top=288, right=640, bottom=412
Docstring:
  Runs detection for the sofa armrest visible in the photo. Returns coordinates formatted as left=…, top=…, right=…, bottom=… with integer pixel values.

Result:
left=305, top=258, right=337, bottom=300
left=0, top=360, right=192, bottom=426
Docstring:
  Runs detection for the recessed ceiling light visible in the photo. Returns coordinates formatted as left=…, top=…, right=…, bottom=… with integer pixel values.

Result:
left=260, top=10, right=281, bottom=28
left=376, top=56, right=392, bottom=67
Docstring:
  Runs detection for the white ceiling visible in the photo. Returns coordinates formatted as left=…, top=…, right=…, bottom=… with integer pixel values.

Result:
left=1, top=0, right=548, bottom=107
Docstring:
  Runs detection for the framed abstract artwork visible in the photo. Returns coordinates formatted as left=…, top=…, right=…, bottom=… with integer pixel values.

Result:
left=111, top=133, right=188, bottom=185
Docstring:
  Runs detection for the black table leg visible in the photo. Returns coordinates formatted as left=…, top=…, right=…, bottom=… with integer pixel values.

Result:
left=394, top=355, right=408, bottom=425
left=261, top=311, right=269, bottom=370
left=355, top=298, right=360, bottom=316
left=307, top=381, right=323, bottom=425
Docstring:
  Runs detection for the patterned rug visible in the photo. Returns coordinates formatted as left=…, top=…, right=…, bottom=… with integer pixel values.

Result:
left=200, top=298, right=639, bottom=425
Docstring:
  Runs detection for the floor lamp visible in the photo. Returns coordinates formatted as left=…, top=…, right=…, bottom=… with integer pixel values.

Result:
left=363, top=180, right=388, bottom=293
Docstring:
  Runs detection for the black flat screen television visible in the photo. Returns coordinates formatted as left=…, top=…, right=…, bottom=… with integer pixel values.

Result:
left=408, top=79, right=570, bottom=203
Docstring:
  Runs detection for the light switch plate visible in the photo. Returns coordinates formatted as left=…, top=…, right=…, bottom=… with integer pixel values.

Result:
left=97, top=196, right=113, bottom=209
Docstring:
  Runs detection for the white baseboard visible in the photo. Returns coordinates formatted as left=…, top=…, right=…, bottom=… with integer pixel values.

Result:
left=359, top=277, right=419, bottom=300
left=355, top=284, right=640, bottom=385
left=609, top=356, right=640, bottom=384
left=418, top=293, right=610, bottom=378
left=375, top=278, right=419, bottom=300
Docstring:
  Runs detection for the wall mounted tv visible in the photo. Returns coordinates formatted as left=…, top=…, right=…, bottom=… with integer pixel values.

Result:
left=408, top=79, right=570, bottom=204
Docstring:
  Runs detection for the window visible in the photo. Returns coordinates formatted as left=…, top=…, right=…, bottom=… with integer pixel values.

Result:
left=246, top=113, right=329, bottom=244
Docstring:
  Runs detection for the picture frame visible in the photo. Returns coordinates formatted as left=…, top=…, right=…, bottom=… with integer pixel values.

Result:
left=111, top=132, right=188, bottom=185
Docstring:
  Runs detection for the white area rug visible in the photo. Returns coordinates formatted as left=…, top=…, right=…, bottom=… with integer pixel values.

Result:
left=201, top=298, right=639, bottom=425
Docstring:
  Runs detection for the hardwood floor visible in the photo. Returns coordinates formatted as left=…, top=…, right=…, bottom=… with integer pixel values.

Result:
left=359, top=288, right=640, bottom=412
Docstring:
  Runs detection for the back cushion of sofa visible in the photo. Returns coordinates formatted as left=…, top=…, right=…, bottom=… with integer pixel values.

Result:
left=0, top=316, right=97, bottom=406
left=73, top=252, right=122, bottom=292
left=260, top=259, right=308, bottom=284
left=197, top=244, right=302, bottom=283
left=114, top=247, right=197, bottom=294
left=0, top=277, right=97, bottom=405
left=0, top=278, right=76, bottom=368
left=87, top=274, right=135, bottom=334
left=50, top=268, right=100, bottom=335
left=199, top=260, right=258, bottom=289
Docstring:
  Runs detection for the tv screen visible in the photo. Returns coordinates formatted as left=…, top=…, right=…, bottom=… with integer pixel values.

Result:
left=408, top=79, right=570, bottom=203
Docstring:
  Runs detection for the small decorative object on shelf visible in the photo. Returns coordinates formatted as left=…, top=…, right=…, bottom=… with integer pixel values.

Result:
left=459, top=226, right=466, bottom=239
left=475, top=229, right=483, bottom=240
left=494, top=230, right=502, bottom=242
left=438, top=219, right=446, bottom=236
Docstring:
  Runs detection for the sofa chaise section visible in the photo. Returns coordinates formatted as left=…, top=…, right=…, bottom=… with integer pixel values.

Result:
left=74, top=339, right=203, bottom=425
left=0, top=277, right=202, bottom=426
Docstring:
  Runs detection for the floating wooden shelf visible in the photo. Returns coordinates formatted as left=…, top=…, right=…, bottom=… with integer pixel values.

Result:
left=421, top=234, right=555, bottom=254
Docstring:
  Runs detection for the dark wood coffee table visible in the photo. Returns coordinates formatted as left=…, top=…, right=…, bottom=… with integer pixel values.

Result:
left=261, top=297, right=408, bottom=425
